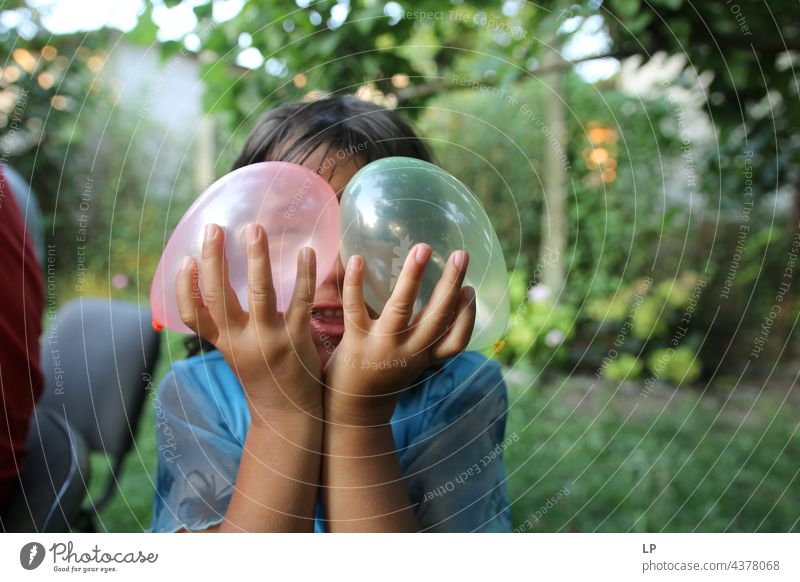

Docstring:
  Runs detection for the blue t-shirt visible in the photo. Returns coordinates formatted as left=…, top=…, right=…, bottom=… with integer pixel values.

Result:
left=150, top=349, right=511, bottom=532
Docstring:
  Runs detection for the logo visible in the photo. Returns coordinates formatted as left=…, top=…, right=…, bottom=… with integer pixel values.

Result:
left=20, top=542, right=46, bottom=570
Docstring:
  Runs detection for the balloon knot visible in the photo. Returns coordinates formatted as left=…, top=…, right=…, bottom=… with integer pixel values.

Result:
left=152, top=317, right=164, bottom=333
left=492, top=339, right=506, bottom=355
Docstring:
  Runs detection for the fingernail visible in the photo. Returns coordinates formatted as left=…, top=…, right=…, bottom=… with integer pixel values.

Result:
left=180, top=256, right=194, bottom=271
left=244, top=224, right=258, bottom=243
left=452, top=250, right=467, bottom=270
left=205, top=224, right=217, bottom=241
left=414, top=244, right=432, bottom=265
left=464, top=286, right=475, bottom=302
left=348, top=255, right=362, bottom=273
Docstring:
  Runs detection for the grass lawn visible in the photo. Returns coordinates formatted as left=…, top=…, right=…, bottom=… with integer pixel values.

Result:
left=85, top=342, right=800, bottom=532
left=504, top=370, right=800, bottom=532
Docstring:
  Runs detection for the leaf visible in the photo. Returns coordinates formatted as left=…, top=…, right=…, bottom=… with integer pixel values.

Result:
left=609, top=0, right=642, bottom=19
left=126, top=5, right=158, bottom=45
left=649, top=0, right=683, bottom=9
left=193, top=2, right=213, bottom=20
left=158, top=39, right=183, bottom=61
left=668, top=18, right=691, bottom=48
left=623, top=10, right=653, bottom=34
left=313, top=31, right=341, bottom=57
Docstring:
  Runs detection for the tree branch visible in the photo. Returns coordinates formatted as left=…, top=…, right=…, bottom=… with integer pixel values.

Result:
left=395, top=48, right=631, bottom=102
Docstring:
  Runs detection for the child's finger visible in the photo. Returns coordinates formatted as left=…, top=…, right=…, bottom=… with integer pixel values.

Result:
left=342, top=255, right=369, bottom=334
left=430, top=286, right=476, bottom=360
left=286, top=247, right=316, bottom=331
left=176, top=256, right=217, bottom=340
left=201, top=223, right=245, bottom=331
left=245, top=224, right=277, bottom=326
left=378, top=243, right=431, bottom=334
left=410, top=250, right=469, bottom=349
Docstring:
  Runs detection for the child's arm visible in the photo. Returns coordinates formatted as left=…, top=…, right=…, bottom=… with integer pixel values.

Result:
left=176, top=224, right=322, bottom=532
left=321, top=245, right=476, bottom=531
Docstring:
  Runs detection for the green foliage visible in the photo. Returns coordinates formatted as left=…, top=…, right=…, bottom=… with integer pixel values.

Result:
left=586, top=277, right=652, bottom=321
left=647, top=347, right=702, bottom=385
left=603, top=352, right=643, bottom=380
left=0, top=29, right=109, bottom=212
left=630, top=297, right=669, bottom=340
left=586, top=274, right=706, bottom=384
left=132, top=0, right=543, bottom=134
left=498, top=266, right=709, bottom=386
left=602, top=0, right=800, bottom=236
left=493, top=270, right=577, bottom=371
left=1, top=17, right=200, bottom=308
left=420, top=74, right=684, bottom=302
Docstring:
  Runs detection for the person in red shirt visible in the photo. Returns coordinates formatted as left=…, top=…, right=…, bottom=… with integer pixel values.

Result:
left=0, top=166, right=44, bottom=510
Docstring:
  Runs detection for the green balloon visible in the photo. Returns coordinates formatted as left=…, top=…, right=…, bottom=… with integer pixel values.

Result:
left=339, top=157, right=509, bottom=351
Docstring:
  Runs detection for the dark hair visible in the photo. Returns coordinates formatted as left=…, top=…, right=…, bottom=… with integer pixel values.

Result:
left=185, top=94, right=434, bottom=357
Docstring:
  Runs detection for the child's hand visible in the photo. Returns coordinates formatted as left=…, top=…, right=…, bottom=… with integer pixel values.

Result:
left=176, top=223, right=323, bottom=425
left=323, top=244, right=476, bottom=425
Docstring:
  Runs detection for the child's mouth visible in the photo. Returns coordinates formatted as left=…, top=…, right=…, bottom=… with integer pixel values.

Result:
left=310, top=304, right=345, bottom=337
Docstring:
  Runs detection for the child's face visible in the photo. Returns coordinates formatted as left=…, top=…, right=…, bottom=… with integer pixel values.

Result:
left=294, top=144, right=365, bottom=366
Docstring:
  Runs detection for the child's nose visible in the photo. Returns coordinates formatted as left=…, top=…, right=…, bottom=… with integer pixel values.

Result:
left=320, top=254, right=346, bottom=294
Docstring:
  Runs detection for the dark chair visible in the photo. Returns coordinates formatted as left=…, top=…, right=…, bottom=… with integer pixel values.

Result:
left=0, top=407, right=90, bottom=532
left=38, top=297, right=162, bottom=530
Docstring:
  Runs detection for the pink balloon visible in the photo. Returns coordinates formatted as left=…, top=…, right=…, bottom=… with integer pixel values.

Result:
left=150, top=161, right=340, bottom=334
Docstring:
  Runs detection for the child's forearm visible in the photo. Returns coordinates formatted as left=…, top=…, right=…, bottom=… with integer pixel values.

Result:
left=321, top=409, right=419, bottom=532
left=318, top=245, right=473, bottom=532
left=218, top=407, right=323, bottom=532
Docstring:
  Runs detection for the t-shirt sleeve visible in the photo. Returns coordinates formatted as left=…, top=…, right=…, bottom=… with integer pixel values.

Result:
left=149, top=365, right=245, bottom=533
left=398, top=355, right=512, bottom=532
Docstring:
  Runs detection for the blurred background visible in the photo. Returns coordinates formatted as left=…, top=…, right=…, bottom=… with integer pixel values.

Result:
left=1, top=0, right=798, bottom=532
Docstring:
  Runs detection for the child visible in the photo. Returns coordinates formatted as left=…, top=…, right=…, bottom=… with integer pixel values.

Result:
left=150, top=95, right=511, bottom=532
